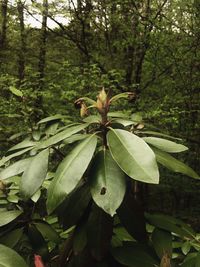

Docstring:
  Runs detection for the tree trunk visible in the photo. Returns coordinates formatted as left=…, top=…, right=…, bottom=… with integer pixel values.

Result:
left=0, top=0, right=8, bottom=48
left=38, top=0, right=48, bottom=89
left=17, top=0, right=26, bottom=85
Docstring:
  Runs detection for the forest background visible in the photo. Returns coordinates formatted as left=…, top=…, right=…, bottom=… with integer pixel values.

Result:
left=0, top=0, right=200, bottom=223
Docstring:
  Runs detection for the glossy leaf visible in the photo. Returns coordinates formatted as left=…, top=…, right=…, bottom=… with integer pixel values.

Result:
left=20, top=149, right=49, bottom=199
left=117, top=193, right=147, bottom=242
left=0, top=158, right=31, bottom=180
left=111, top=243, right=159, bottom=267
left=143, top=137, right=188, bottom=153
left=152, top=228, right=172, bottom=259
left=0, top=210, right=22, bottom=227
left=38, top=123, right=89, bottom=149
left=47, top=135, right=97, bottom=214
left=63, top=134, right=91, bottom=144
left=107, top=128, right=159, bottom=184
left=153, top=148, right=200, bottom=179
left=0, top=244, right=28, bottom=267
left=145, top=213, right=196, bottom=239
left=89, top=150, right=126, bottom=216
left=87, top=204, right=113, bottom=261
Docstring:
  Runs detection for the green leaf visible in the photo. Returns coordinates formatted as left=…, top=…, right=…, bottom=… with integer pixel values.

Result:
left=87, top=204, right=113, bottom=261
left=117, top=193, right=147, bottom=242
left=83, top=115, right=101, bottom=124
left=0, top=210, right=22, bottom=227
left=0, top=244, right=28, bottom=267
left=9, top=86, right=23, bottom=97
left=143, top=137, right=188, bottom=153
left=47, top=135, right=97, bottom=214
left=37, top=123, right=88, bottom=149
left=0, top=147, right=33, bottom=167
left=108, top=111, right=130, bottom=118
left=111, top=118, right=136, bottom=127
left=28, top=225, right=49, bottom=260
left=153, top=148, right=200, bottom=179
left=0, top=158, right=31, bottom=180
left=89, top=150, right=126, bottom=216
left=107, top=128, right=159, bottom=184
left=182, top=241, right=191, bottom=255
left=37, top=114, right=68, bottom=124
left=111, top=243, right=159, bottom=267
left=152, top=228, right=172, bottom=259
left=0, top=228, right=23, bottom=248
left=33, top=221, right=60, bottom=244
left=31, top=190, right=41, bottom=203
left=145, top=213, right=196, bottom=239
left=73, top=224, right=87, bottom=254
left=63, top=134, right=91, bottom=144
left=110, top=92, right=132, bottom=103
left=8, top=140, right=36, bottom=152
left=20, top=149, right=49, bottom=199
left=137, top=130, right=182, bottom=141
left=58, top=184, right=91, bottom=230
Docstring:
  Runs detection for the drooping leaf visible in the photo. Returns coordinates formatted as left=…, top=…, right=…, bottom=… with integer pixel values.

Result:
left=107, top=128, right=159, bottom=184
left=152, top=228, right=172, bottom=259
left=0, top=147, right=33, bottom=167
left=117, top=193, right=147, bottom=242
left=8, top=140, right=36, bottom=152
left=0, top=228, right=23, bottom=248
left=153, top=148, right=200, bottom=179
left=0, top=158, right=31, bottom=180
left=58, top=183, right=91, bottom=230
left=87, top=204, right=113, bottom=261
left=0, top=209, right=22, bottom=227
left=89, top=150, right=126, bottom=216
left=37, top=124, right=89, bottom=149
left=143, top=137, right=188, bottom=153
left=45, top=122, right=59, bottom=136
left=37, top=114, right=68, bottom=124
left=111, top=243, right=159, bottom=267
left=0, top=244, right=28, bottom=267
left=20, top=149, right=49, bottom=199
left=33, top=221, right=60, bottom=244
left=47, top=135, right=97, bottom=214
left=108, top=111, right=130, bottom=118
left=145, top=213, right=196, bottom=239
left=137, top=130, right=182, bottom=141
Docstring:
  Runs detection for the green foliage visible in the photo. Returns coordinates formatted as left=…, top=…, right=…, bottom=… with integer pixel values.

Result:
left=0, top=90, right=199, bottom=266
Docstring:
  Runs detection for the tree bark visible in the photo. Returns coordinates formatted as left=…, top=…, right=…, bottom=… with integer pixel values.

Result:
left=0, top=0, right=8, bottom=48
left=17, top=0, right=26, bottom=85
